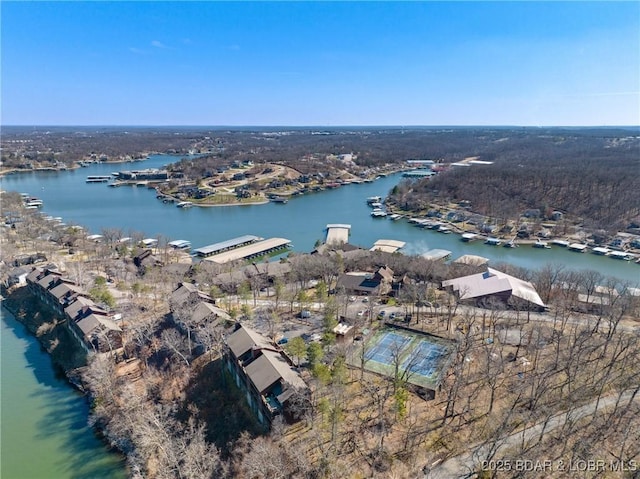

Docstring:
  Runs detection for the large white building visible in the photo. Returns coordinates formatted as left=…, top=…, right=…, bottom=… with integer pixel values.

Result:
left=442, top=268, right=546, bottom=310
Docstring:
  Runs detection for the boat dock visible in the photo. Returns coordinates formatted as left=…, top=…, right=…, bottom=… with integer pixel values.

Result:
left=193, top=235, right=262, bottom=258
left=168, top=240, right=191, bottom=250
left=86, top=175, right=111, bottom=183
left=370, top=239, right=406, bottom=253
left=202, top=237, right=291, bottom=264
left=568, top=243, right=588, bottom=253
left=325, top=224, right=351, bottom=245
left=422, top=249, right=452, bottom=261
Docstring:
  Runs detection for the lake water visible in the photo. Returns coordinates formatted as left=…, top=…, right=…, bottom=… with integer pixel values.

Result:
left=0, top=155, right=638, bottom=478
left=0, top=308, right=127, bottom=479
left=2, top=155, right=638, bottom=284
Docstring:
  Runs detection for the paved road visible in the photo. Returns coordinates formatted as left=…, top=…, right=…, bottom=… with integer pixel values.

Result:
left=425, top=388, right=640, bottom=479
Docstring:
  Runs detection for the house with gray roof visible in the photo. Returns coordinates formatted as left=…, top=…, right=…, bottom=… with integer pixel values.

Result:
left=225, top=324, right=309, bottom=427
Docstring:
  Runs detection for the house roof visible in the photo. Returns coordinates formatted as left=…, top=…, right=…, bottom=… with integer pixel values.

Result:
left=191, top=302, right=231, bottom=324
left=226, top=324, right=274, bottom=358
left=171, top=282, right=213, bottom=305
left=244, top=349, right=307, bottom=394
left=76, top=314, right=121, bottom=336
left=442, top=267, right=545, bottom=308
left=49, top=282, right=85, bottom=300
left=376, top=266, right=394, bottom=282
left=64, top=296, right=98, bottom=319
left=37, top=273, right=62, bottom=290
left=26, top=267, right=45, bottom=283
left=337, top=272, right=379, bottom=293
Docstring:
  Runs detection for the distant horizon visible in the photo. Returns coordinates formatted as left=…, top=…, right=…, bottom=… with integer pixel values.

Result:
left=2, top=124, right=639, bottom=130
left=2, top=2, right=638, bottom=127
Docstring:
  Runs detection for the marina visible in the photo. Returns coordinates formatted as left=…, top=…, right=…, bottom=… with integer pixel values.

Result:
left=201, top=237, right=292, bottom=264
left=1, top=157, right=638, bottom=284
left=193, top=234, right=262, bottom=258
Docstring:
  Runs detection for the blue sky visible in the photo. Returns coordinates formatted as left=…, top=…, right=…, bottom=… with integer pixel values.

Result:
left=2, top=1, right=638, bottom=126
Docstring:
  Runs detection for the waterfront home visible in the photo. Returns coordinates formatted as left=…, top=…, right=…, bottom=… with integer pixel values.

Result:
left=225, top=324, right=309, bottom=427
left=25, top=266, right=122, bottom=352
left=170, top=282, right=216, bottom=307
left=442, top=268, right=546, bottom=311
left=336, top=266, right=395, bottom=297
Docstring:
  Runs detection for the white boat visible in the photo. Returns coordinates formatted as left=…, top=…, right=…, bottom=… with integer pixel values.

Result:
left=504, top=239, right=519, bottom=248
left=591, top=247, right=611, bottom=255
left=86, top=175, right=111, bottom=183
left=533, top=240, right=550, bottom=249
left=366, top=196, right=382, bottom=205
left=609, top=251, right=631, bottom=260
left=461, top=233, right=477, bottom=242
left=388, top=214, right=402, bottom=221
left=176, top=201, right=193, bottom=208
left=369, top=202, right=384, bottom=209
left=437, top=225, right=452, bottom=234
left=371, top=209, right=387, bottom=218
left=485, top=237, right=502, bottom=246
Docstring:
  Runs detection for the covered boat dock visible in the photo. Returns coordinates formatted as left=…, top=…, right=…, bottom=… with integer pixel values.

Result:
left=203, top=238, right=292, bottom=264
left=325, top=224, right=351, bottom=245
left=193, top=235, right=262, bottom=258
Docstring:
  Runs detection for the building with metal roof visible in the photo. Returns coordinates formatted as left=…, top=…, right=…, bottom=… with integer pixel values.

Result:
left=193, top=234, right=262, bottom=257
left=203, top=238, right=291, bottom=264
left=325, top=224, right=351, bottom=245
left=442, top=267, right=546, bottom=310
left=370, top=239, right=406, bottom=253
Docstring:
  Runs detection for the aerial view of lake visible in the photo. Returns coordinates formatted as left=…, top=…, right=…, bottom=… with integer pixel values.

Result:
left=0, top=155, right=638, bottom=478
left=2, top=155, right=638, bottom=283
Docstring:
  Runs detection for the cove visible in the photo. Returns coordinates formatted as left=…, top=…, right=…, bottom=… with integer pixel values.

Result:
left=1, top=308, right=127, bottom=479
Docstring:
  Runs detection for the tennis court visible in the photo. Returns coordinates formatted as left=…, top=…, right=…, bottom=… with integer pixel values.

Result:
left=364, top=331, right=413, bottom=364
left=402, top=341, right=448, bottom=379
left=350, top=326, right=454, bottom=390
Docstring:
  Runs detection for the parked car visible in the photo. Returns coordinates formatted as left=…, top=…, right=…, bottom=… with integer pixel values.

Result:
left=299, top=310, right=311, bottom=319
left=277, top=337, right=289, bottom=345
